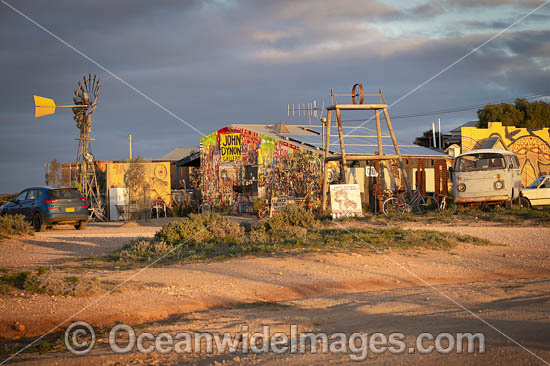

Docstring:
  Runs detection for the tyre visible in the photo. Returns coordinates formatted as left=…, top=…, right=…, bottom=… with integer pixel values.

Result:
left=383, top=198, right=408, bottom=216
left=415, top=196, right=439, bottom=213
left=519, top=197, right=531, bottom=209
left=75, top=220, right=87, bottom=230
left=32, top=212, right=46, bottom=232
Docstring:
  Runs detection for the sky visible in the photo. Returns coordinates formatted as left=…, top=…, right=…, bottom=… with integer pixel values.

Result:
left=1, top=0, right=549, bottom=192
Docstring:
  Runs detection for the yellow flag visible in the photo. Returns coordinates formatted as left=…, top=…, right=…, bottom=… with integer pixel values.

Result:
left=34, top=95, right=56, bottom=118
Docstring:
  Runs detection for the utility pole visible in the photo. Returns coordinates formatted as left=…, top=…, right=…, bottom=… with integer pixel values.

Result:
left=432, top=121, right=436, bottom=148
left=438, top=118, right=442, bottom=150
left=128, top=134, right=132, bottom=160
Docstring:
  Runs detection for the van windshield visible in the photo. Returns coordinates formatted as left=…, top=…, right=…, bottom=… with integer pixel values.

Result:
left=454, top=153, right=506, bottom=172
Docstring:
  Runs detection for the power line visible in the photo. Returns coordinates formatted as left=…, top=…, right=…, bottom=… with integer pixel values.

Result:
left=339, top=92, right=549, bottom=123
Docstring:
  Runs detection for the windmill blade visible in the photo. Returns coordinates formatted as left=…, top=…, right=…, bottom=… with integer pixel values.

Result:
left=82, top=76, right=88, bottom=92
left=95, top=85, right=102, bottom=101
left=33, top=95, right=56, bottom=118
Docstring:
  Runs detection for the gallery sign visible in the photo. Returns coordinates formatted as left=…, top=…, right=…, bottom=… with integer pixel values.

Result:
left=220, top=133, right=241, bottom=162
left=330, top=184, right=363, bottom=219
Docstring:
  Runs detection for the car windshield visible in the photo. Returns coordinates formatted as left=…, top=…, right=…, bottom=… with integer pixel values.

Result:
left=454, top=153, right=506, bottom=172
left=527, top=176, right=545, bottom=189
left=48, top=188, right=82, bottom=199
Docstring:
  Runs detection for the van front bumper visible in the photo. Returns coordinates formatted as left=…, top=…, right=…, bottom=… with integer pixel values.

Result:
left=455, top=195, right=509, bottom=204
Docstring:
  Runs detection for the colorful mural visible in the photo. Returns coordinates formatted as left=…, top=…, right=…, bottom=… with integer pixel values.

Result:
left=462, top=122, right=550, bottom=187
left=200, top=127, right=322, bottom=212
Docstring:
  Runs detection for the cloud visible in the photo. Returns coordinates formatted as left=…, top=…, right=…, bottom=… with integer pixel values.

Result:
left=0, top=0, right=549, bottom=191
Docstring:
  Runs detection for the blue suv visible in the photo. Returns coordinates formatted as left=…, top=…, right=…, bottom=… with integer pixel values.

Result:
left=0, top=186, right=89, bottom=232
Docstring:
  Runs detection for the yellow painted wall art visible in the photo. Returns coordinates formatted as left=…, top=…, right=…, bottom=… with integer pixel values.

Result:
left=462, top=122, right=550, bottom=186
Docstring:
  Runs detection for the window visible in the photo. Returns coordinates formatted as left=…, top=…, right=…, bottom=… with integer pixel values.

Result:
left=48, top=188, right=82, bottom=199
left=454, top=153, right=506, bottom=172
left=528, top=176, right=545, bottom=189
left=542, top=179, right=550, bottom=189
left=15, top=191, right=28, bottom=201
left=27, top=190, right=39, bottom=200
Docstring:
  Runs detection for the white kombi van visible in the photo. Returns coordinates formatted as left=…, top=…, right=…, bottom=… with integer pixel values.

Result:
left=452, top=149, right=522, bottom=206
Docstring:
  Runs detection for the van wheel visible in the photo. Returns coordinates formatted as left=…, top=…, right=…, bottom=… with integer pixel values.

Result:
left=75, top=221, right=87, bottom=230
left=32, top=213, right=46, bottom=232
left=519, top=197, right=531, bottom=209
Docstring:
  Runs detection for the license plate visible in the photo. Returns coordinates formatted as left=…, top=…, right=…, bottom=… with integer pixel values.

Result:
left=65, top=207, right=75, bottom=212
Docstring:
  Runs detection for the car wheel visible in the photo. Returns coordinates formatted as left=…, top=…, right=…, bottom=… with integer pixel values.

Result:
left=32, top=212, right=46, bottom=232
left=74, top=220, right=87, bottom=230
left=519, top=197, right=531, bottom=209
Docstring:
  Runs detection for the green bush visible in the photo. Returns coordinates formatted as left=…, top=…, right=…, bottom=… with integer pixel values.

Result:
left=267, top=205, right=315, bottom=231
left=0, top=214, right=32, bottom=238
left=154, top=213, right=244, bottom=246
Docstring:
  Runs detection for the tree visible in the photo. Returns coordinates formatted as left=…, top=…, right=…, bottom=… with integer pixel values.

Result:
left=477, top=99, right=550, bottom=128
left=45, top=159, right=62, bottom=186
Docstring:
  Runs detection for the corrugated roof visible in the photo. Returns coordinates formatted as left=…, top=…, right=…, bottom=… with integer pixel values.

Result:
left=226, top=123, right=446, bottom=158
left=285, top=134, right=447, bottom=157
left=162, top=146, right=199, bottom=161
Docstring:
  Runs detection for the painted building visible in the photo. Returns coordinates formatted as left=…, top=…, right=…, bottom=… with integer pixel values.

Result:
left=199, top=123, right=323, bottom=213
left=199, top=123, right=449, bottom=213
left=461, top=122, right=550, bottom=186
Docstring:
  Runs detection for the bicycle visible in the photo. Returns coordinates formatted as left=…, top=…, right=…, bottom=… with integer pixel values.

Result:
left=382, top=190, right=438, bottom=216
left=435, top=194, right=454, bottom=211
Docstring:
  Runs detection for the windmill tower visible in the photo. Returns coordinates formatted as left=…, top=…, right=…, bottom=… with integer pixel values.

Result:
left=72, top=74, right=105, bottom=220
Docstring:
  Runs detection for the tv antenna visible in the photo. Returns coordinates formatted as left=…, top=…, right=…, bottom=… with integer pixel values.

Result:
left=34, top=74, right=106, bottom=221
left=287, top=100, right=324, bottom=126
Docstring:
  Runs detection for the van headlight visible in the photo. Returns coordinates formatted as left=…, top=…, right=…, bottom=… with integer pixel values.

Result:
left=494, top=180, right=504, bottom=190
left=458, top=183, right=466, bottom=192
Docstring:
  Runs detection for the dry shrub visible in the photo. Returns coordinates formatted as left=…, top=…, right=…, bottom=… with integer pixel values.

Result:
left=0, top=214, right=32, bottom=238
left=267, top=205, right=315, bottom=231
left=26, top=270, right=103, bottom=297
left=117, top=239, right=171, bottom=261
left=269, top=226, right=308, bottom=242
left=155, top=213, right=244, bottom=245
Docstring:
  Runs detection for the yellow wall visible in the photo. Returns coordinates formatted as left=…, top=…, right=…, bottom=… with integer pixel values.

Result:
left=462, top=122, right=550, bottom=186
left=106, top=162, right=171, bottom=205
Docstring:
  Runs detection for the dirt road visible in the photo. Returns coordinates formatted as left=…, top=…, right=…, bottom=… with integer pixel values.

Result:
left=1, top=221, right=549, bottom=365
left=8, top=278, right=550, bottom=365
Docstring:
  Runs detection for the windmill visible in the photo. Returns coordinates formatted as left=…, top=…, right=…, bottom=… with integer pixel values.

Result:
left=34, top=74, right=106, bottom=220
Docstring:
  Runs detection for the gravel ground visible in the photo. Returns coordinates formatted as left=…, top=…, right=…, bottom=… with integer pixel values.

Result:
left=1, top=221, right=549, bottom=365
